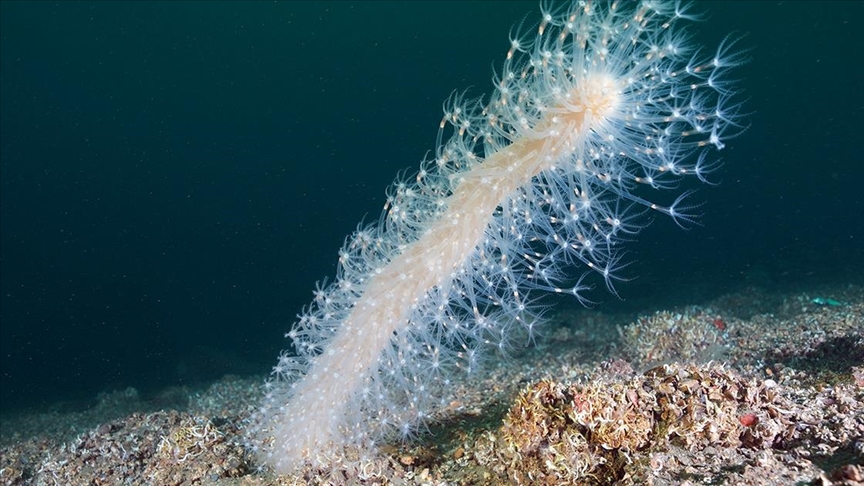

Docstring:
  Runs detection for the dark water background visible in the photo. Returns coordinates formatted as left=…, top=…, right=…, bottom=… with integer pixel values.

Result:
left=2, top=1, right=862, bottom=413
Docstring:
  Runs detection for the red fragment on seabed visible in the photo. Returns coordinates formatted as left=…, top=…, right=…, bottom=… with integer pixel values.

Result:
left=739, top=413, right=758, bottom=427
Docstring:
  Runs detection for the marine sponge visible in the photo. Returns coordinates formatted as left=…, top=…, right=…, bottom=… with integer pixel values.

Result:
left=487, top=363, right=792, bottom=484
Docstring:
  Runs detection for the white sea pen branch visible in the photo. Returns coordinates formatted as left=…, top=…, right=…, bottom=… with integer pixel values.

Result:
left=249, top=0, right=748, bottom=475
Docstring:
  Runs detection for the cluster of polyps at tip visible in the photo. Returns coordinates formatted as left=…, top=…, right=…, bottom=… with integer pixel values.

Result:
left=251, top=0, right=745, bottom=474
left=463, top=0, right=747, bottom=282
